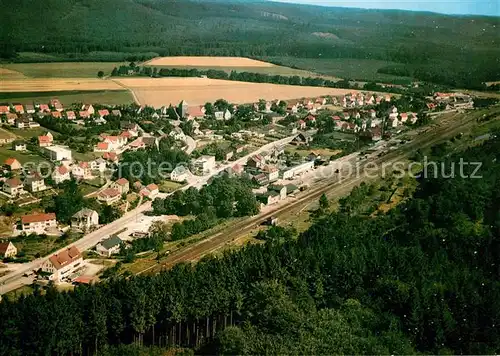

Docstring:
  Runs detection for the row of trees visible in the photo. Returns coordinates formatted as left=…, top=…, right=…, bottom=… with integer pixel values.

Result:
left=0, top=133, right=499, bottom=354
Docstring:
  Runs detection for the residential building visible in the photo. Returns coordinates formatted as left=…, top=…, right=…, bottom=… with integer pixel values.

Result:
left=261, top=164, right=279, bottom=182
left=186, top=106, right=205, bottom=120
left=5, top=112, right=17, bottom=125
left=81, top=104, right=95, bottom=115
left=96, top=236, right=123, bottom=257
left=38, top=132, right=53, bottom=147
left=98, top=109, right=109, bottom=118
left=51, top=111, right=62, bottom=119
left=72, top=162, right=92, bottom=180
left=193, top=155, right=216, bottom=174
left=169, top=127, right=186, bottom=141
left=50, top=99, right=64, bottom=111
left=13, top=104, right=24, bottom=114
left=256, top=191, right=280, bottom=206
left=4, top=157, right=22, bottom=170
left=52, top=165, right=71, bottom=185
left=12, top=140, right=26, bottom=151
left=140, top=183, right=159, bottom=199
left=90, top=158, right=107, bottom=172
left=267, top=184, right=287, bottom=200
left=71, top=208, right=99, bottom=230
left=98, top=188, right=121, bottom=205
left=25, top=104, right=35, bottom=114
left=24, top=172, right=47, bottom=192
left=247, top=154, right=264, bottom=169
left=21, top=213, right=57, bottom=234
left=291, top=132, right=313, bottom=146
left=44, top=145, right=72, bottom=161
left=66, top=111, right=76, bottom=120
left=42, top=246, right=83, bottom=282
left=0, top=241, right=17, bottom=258
left=102, top=135, right=127, bottom=150
left=0, top=105, right=9, bottom=114
left=3, top=178, right=24, bottom=197
left=111, top=178, right=129, bottom=194
left=170, top=165, right=189, bottom=182
left=282, top=161, right=315, bottom=179
left=215, top=109, right=232, bottom=120
left=128, top=138, right=146, bottom=151
left=111, top=110, right=122, bottom=117
left=102, top=152, right=118, bottom=163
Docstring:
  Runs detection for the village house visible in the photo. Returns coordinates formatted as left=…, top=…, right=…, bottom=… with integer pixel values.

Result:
left=12, top=104, right=24, bottom=114
left=214, top=109, right=232, bottom=121
left=24, top=172, right=47, bottom=192
left=42, top=246, right=83, bottom=283
left=81, top=104, right=95, bottom=115
left=186, top=106, right=205, bottom=120
left=4, top=157, right=22, bottom=171
left=15, top=116, right=39, bottom=129
left=169, top=127, right=186, bottom=141
left=39, top=104, right=50, bottom=112
left=193, top=155, right=216, bottom=174
left=12, top=140, right=26, bottom=152
left=170, top=165, right=189, bottom=182
left=66, top=111, right=76, bottom=120
left=112, top=109, right=122, bottom=117
left=128, top=138, right=146, bottom=151
left=51, top=111, right=62, bottom=119
left=5, top=112, right=17, bottom=125
left=90, top=158, right=107, bottom=172
left=94, top=142, right=110, bottom=152
left=111, top=178, right=129, bottom=194
left=0, top=105, right=9, bottom=114
left=72, top=162, right=92, bottom=180
left=0, top=241, right=17, bottom=259
left=247, top=154, right=265, bottom=169
left=25, top=104, right=35, bottom=114
left=79, top=111, right=90, bottom=119
left=94, top=117, right=107, bottom=125
left=297, top=119, right=306, bottom=130
left=256, top=191, right=280, bottom=206
left=267, top=184, right=287, bottom=201
left=102, top=152, right=119, bottom=163
left=252, top=173, right=269, bottom=186
left=102, top=135, right=127, bottom=150
left=52, top=165, right=71, bottom=185
left=38, top=132, right=53, bottom=147
left=98, top=109, right=110, bottom=119
left=50, top=99, right=64, bottom=111
left=261, top=164, right=279, bottom=182
left=140, top=183, right=159, bottom=199
left=98, top=188, right=121, bottom=205
left=71, top=208, right=99, bottom=230
left=96, top=236, right=123, bottom=257
left=20, top=212, right=57, bottom=234
left=291, top=132, right=313, bottom=146
left=3, top=178, right=24, bottom=197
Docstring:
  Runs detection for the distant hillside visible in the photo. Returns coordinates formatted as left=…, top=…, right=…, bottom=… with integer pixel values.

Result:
left=1, top=0, right=499, bottom=88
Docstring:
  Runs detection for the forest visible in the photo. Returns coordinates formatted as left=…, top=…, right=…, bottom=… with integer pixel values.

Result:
left=1, top=0, right=498, bottom=89
left=0, top=127, right=499, bottom=354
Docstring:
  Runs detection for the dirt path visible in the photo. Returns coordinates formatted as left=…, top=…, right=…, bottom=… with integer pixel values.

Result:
left=110, top=78, right=141, bottom=106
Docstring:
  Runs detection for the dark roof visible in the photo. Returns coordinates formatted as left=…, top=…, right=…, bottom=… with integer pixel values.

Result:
left=100, top=235, right=123, bottom=250
left=267, top=184, right=285, bottom=193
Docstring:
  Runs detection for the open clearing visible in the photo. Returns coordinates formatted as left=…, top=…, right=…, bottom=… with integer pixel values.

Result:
left=1, top=62, right=126, bottom=78
left=114, top=77, right=356, bottom=107
left=0, top=78, right=123, bottom=92
left=144, top=56, right=339, bottom=78
left=144, top=56, right=275, bottom=67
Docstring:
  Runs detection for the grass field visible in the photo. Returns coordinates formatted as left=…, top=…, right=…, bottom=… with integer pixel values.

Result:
left=0, top=78, right=123, bottom=92
left=144, top=56, right=339, bottom=79
left=0, top=90, right=134, bottom=106
left=0, top=146, right=49, bottom=165
left=159, top=180, right=184, bottom=193
left=1, top=62, right=126, bottom=78
left=0, top=128, right=16, bottom=142
left=262, top=57, right=413, bottom=83
left=114, top=77, right=357, bottom=107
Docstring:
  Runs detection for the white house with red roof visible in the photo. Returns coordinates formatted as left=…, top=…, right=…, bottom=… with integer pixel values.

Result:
left=52, top=165, right=71, bottom=185
left=98, top=109, right=110, bottom=119
left=13, top=104, right=24, bottom=114
left=102, top=152, right=118, bottom=163
left=51, top=111, right=62, bottom=119
left=297, top=119, right=306, bottom=130
left=0, top=105, right=9, bottom=114
left=81, top=104, right=95, bottom=115
left=186, top=106, right=205, bottom=120
left=103, top=135, right=127, bottom=150
left=128, top=138, right=146, bottom=151
left=140, top=183, right=159, bottom=199
left=38, top=132, right=53, bottom=147
left=4, top=157, right=22, bottom=171
left=20, top=212, right=57, bottom=234
left=42, top=246, right=83, bottom=282
left=399, top=112, right=408, bottom=123
left=50, top=99, right=64, bottom=112
left=66, top=111, right=76, bottom=120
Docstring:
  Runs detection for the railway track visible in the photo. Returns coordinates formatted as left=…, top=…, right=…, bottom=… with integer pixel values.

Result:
left=140, top=109, right=499, bottom=275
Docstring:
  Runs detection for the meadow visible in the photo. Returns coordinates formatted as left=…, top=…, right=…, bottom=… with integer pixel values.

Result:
left=0, top=90, right=134, bottom=106
left=1, top=62, right=127, bottom=78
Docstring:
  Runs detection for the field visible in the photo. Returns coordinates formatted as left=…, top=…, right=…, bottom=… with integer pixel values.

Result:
left=262, top=57, right=413, bottom=83
left=144, top=56, right=339, bottom=79
left=0, top=78, right=123, bottom=92
left=0, top=90, right=134, bottom=106
left=1, top=62, right=126, bottom=78
left=0, top=146, right=49, bottom=165
left=0, top=128, right=16, bottom=142
left=114, top=77, right=357, bottom=107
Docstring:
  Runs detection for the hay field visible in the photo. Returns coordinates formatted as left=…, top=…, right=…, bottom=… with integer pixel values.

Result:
left=0, top=67, right=26, bottom=79
left=144, top=56, right=275, bottom=67
left=0, top=78, right=124, bottom=92
left=114, top=77, right=356, bottom=107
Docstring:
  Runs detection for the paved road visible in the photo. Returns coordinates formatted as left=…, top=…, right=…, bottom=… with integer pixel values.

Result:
left=184, top=135, right=197, bottom=155
left=0, top=135, right=295, bottom=295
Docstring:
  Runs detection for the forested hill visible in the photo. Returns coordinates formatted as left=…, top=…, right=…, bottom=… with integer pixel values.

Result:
left=1, top=0, right=499, bottom=87
left=1, top=134, right=500, bottom=354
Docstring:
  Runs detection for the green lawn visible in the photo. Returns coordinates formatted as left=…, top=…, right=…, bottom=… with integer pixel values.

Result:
left=0, top=146, right=49, bottom=165
left=0, top=90, right=134, bottom=106
left=159, top=180, right=184, bottom=193
left=262, top=57, right=413, bottom=83
left=1, top=62, right=127, bottom=78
